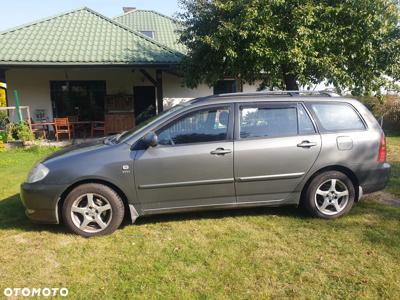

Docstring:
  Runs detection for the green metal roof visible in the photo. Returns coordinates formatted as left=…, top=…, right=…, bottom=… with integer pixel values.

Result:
left=114, top=10, right=187, bottom=54
left=0, top=7, right=183, bottom=66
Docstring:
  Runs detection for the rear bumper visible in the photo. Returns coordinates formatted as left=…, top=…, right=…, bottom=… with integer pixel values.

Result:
left=20, top=182, right=65, bottom=224
left=360, top=163, right=391, bottom=195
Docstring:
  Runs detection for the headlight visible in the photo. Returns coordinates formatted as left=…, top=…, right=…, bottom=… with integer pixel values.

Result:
left=27, top=163, right=49, bottom=183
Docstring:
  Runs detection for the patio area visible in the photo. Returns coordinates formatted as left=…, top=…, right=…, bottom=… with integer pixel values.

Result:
left=31, top=118, right=107, bottom=141
left=2, top=90, right=144, bottom=143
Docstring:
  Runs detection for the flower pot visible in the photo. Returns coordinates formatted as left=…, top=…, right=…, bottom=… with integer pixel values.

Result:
left=22, top=140, right=34, bottom=147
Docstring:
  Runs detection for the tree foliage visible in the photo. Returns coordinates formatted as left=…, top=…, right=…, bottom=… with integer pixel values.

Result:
left=178, top=0, right=400, bottom=93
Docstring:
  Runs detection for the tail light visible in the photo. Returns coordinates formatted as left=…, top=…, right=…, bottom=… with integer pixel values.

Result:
left=377, top=134, right=387, bottom=163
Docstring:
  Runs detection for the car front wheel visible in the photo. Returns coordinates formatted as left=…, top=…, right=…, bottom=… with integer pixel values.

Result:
left=303, top=171, right=355, bottom=219
left=62, top=183, right=125, bottom=237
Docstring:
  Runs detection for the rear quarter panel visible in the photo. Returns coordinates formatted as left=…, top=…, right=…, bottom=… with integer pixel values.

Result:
left=296, top=99, right=384, bottom=194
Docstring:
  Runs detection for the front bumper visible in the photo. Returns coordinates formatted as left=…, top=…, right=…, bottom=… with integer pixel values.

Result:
left=20, top=182, right=65, bottom=224
left=360, top=162, right=391, bottom=194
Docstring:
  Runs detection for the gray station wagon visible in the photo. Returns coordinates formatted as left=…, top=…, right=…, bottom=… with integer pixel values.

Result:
left=21, top=91, right=391, bottom=237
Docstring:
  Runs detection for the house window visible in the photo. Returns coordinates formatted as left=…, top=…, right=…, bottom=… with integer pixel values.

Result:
left=50, top=81, right=106, bottom=121
left=140, top=31, right=155, bottom=39
left=213, top=80, right=237, bottom=95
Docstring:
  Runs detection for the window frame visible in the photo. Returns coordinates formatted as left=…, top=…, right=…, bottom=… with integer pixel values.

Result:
left=234, top=102, right=318, bottom=141
left=297, top=102, right=318, bottom=135
left=139, top=31, right=155, bottom=39
left=213, top=80, right=237, bottom=95
left=153, top=103, right=234, bottom=148
left=235, top=102, right=296, bottom=140
left=305, top=101, right=367, bottom=133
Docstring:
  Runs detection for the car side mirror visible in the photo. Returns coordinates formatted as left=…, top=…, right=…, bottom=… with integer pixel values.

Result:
left=142, top=132, right=158, bottom=148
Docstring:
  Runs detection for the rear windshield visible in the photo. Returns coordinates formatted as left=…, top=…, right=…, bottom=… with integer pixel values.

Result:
left=310, top=103, right=365, bottom=132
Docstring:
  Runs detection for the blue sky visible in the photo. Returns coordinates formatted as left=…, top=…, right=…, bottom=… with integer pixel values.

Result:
left=0, top=0, right=181, bottom=31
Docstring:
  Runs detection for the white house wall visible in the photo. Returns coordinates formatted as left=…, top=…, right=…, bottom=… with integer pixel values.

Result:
left=5, top=68, right=260, bottom=121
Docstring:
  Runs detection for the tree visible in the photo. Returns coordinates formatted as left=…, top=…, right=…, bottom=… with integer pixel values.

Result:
left=178, top=0, right=400, bottom=93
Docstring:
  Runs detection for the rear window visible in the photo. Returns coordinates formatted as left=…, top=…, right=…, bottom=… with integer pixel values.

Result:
left=310, top=103, right=365, bottom=131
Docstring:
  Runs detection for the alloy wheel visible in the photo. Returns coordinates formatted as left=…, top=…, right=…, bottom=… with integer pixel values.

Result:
left=314, top=179, right=349, bottom=216
left=70, top=193, right=113, bottom=233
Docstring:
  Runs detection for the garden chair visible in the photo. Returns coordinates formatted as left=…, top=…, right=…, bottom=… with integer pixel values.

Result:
left=54, top=118, right=71, bottom=141
left=91, top=121, right=105, bottom=137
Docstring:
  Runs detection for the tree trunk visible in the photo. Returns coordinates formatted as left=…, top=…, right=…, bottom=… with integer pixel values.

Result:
left=283, top=73, right=299, bottom=90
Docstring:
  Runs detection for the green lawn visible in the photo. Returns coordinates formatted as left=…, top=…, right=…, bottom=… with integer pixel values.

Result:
left=0, top=142, right=399, bottom=299
left=386, top=136, right=400, bottom=197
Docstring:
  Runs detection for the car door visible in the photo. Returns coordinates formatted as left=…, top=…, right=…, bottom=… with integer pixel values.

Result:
left=234, top=102, right=321, bottom=204
left=133, top=104, right=236, bottom=211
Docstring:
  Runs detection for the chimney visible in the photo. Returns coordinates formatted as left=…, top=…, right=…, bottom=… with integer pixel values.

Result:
left=123, top=7, right=136, bottom=13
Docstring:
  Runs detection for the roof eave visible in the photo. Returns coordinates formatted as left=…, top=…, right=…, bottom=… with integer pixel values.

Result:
left=0, top=62, right=181, bottom=68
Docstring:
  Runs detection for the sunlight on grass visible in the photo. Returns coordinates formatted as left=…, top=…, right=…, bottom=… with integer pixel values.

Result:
left=0, top=143, right=399, bottom=299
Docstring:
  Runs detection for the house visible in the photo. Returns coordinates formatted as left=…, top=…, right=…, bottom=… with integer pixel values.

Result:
left=0, top=7, right=258, bottom=132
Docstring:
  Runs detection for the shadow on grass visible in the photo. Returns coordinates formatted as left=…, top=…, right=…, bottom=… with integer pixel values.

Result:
left=0, top=194, right=67, bottom=234
left=134, top=205, right=308, bottom=226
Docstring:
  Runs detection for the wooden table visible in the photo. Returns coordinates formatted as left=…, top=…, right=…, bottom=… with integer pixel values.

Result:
left=32, top=121, right=103, bottom=138
left=31, top=122, right=54, bottom=139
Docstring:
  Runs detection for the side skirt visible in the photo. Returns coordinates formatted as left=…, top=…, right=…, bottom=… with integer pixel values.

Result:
left=140, top=198, right=298, bottom=217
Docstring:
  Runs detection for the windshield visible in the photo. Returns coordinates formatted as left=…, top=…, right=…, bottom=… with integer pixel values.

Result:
left=116, top=105, right=185, bottom=143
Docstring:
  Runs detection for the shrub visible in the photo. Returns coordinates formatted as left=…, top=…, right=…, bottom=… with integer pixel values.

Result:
left=0, top=111, right=8, bottom=130
left=0, top=130, right=5, bottom=150
left=0, top=131, right=6, bottom=143
left=6, top=123, right=16, bottom=141
left=16, top=122, right=34, bottom=142
left=5, top=122, right=35, bottom=142
left=357, top=95, right=400, bottom=133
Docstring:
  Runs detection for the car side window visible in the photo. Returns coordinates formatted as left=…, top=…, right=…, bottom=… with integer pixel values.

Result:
left=240, top=105, right=298, bottom=138
left=157, top=107, right=230, bottom=145
left=298, top=104, right=316, bottom=134
left=310, top=103, right=365, bottom=131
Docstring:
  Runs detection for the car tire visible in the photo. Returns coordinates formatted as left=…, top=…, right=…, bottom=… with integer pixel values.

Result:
left=303, top=171, right=355, bottom=219
left=62, top=183, right=125, bottom=237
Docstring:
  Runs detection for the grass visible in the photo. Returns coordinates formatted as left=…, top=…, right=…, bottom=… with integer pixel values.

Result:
left=386, top=136, right=400, bottom=196
left=0, top=141, right=399, bottom=299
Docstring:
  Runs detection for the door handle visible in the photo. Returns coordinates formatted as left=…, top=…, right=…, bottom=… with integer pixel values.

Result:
left=297, top=141, right=317, bottom=148
left=210, top=148, right=232, bottom=155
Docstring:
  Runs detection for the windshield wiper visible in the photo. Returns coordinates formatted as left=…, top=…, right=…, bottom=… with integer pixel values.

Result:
left=103, top=134, right=118, bottom=145
left=114, top=131, right=126, bottom=143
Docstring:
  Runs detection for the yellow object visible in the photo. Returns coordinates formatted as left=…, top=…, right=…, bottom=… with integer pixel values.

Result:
left=0, top=88, right=6, bottom=107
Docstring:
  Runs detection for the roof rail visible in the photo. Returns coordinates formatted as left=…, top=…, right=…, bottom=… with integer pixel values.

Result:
left=191, top=90, right=340, bottom=104
left=253, top=90, right=340, bottom=97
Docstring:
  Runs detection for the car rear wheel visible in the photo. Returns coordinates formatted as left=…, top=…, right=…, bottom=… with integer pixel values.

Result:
left=303, top=171, right=355, bottom=219
left=62, top=183, right=125, bottom=237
